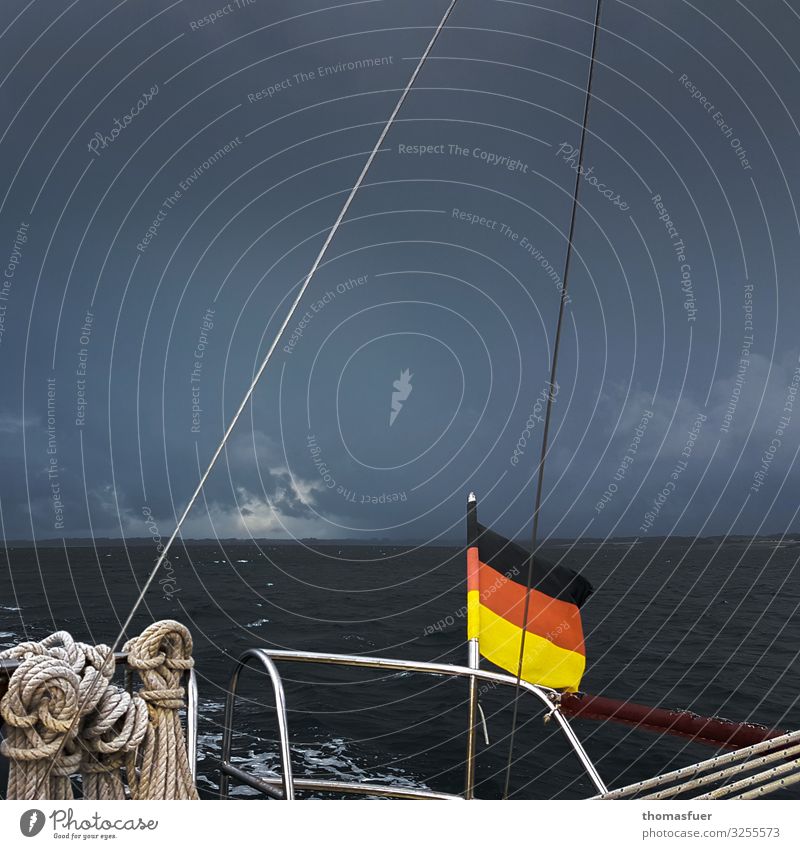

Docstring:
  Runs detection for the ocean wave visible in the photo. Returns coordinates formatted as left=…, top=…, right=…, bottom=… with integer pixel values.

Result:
left=195, top=731, right=425, bottom=798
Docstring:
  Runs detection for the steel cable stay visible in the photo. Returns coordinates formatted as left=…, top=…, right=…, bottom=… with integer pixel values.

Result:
left=36, top=0, right=461, bottom=796
left=501, top=0, right=604, bottom=800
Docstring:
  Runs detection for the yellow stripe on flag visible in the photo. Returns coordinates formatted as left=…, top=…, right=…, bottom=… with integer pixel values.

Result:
left=477, top=602, right=585, bottom=692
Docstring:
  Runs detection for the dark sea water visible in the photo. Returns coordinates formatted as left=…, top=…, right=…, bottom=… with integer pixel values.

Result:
left=2, top=539, right=799, bottom=799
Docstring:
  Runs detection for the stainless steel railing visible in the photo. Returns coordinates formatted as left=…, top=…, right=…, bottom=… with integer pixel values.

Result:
left=218, top=648, right=608, bottom=800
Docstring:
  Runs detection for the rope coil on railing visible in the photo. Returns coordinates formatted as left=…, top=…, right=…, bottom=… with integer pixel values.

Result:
left=0, top=620, right=195, bottom=800
left=1, top=652, right=82, bottom=800
left=123, top=621, right=198, bottom=800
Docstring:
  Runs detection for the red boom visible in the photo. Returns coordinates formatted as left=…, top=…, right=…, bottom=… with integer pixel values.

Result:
left=560, top=692, right=787, bottom=750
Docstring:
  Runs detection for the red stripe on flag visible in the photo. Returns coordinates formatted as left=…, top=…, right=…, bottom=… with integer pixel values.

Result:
left=478, top=561, right=585, bottom=655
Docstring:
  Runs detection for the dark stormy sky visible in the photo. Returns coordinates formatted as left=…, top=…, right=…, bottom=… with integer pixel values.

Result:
left=1, top=0, right=799, bottom=544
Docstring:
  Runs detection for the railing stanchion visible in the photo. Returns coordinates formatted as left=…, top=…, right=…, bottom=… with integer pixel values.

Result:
left=186, top=668, right=198, bottom=783
left=551, top=705, right=607, bottom=794
left=220, top=649, right=295, bottom=800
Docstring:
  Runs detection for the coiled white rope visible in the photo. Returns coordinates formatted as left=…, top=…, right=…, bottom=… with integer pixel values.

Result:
left=0, top=620, right=194, bottom=800
left=123, top=621, right=198, bottom=800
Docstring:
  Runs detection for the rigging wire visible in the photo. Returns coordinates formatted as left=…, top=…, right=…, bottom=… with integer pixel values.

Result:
left=502, top=0, right=604, bottom=800
left=38, top=0, right=461, bottom=795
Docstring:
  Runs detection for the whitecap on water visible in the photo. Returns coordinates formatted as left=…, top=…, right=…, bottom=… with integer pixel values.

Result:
left=195, top=730, right=427, bottom=797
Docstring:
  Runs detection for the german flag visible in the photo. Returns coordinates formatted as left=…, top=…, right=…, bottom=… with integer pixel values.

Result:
left=466, top=494, right=592, bottom=692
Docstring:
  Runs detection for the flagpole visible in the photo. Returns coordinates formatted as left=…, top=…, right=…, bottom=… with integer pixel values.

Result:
left=465, top=491, right=479, bottom=799
left=465, top=637, right=479, bottom=799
